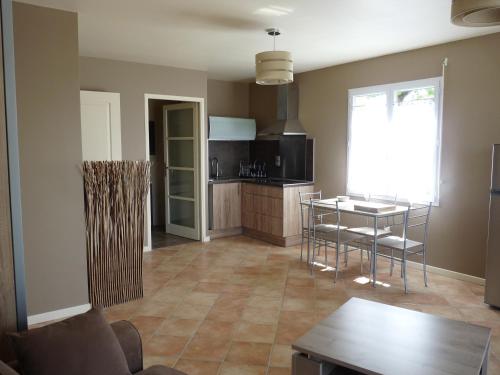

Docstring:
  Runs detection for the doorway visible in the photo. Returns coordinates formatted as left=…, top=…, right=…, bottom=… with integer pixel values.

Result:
left=145, top=94, right=207, bottom=250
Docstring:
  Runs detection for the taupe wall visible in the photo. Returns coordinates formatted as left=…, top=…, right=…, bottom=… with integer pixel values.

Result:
left=295, top=32, right=500, bottom=278
left=80, top=57, right=208, bottom=161
left=207, top=80, right=249, bottom=118
left=80, top=57, right=208, bottom=248
left=13, top=2, right=89, bottom=315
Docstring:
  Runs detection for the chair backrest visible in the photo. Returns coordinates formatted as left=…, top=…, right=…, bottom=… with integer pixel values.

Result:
left=405, top=202, right=432, bottom=244
left=298, top=191, right=322, bottom=230
left=309, top=199, right=341, bottom=234
left=387, top=202, right=432, bottom=249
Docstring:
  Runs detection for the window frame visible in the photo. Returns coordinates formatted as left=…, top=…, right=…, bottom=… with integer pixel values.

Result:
left=346, top=77, right=444, bottom=205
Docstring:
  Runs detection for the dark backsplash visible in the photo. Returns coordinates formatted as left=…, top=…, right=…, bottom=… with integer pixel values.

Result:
left=208, top=141, right=249, bottom=177
left=209, top=137, right=314, bottom=180
left=249, top=139, right=280, bottom=177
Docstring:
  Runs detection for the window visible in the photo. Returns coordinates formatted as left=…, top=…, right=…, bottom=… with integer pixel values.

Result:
left=347, top=77, right=443, bottom=204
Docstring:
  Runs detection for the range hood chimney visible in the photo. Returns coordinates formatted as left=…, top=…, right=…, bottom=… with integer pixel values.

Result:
left=257, top=83, right=307, bottom=137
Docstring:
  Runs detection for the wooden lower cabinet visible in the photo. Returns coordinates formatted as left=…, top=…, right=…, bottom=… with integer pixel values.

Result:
left=210, top=182, right=242, bottom=238
left=242, top=183, right=313, bottom=247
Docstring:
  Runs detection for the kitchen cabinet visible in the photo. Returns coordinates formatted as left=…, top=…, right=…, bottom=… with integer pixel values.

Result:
left=212, top=182, right=241, bottom=231
left=209, top=116, right=256, bottom=140
left=242, top=183, right=314, bottom=246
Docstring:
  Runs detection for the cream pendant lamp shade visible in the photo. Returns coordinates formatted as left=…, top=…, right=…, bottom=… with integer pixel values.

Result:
left=452, top=0, right=500, bottom=26
left=256, top=28, right=293, bottom=85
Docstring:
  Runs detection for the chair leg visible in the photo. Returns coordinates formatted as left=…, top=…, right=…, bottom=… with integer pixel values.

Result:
left=324, top=241, right=328, bottom=267
left=306, top=235, right=310, bottom=267
left=390, top=249, right=394, bottom=277
left=423, top=246, right=428, bottom=287
left=310, top=236, right=316, bottom=275
left=344, top=243, right=348, bottom=267
left=334, top=242, right=340, bottom=283
left=360, top=247, right=363, bottom=274
left=300, top=234, right=304, bottom=262
left=369, top=244, right=374, bottom=282
left=403, top=252, right=408, bottom=294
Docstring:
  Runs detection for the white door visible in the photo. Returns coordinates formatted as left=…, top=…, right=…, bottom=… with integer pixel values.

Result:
left=80, top=90, right=121, bottom=160
left=164, top=103, right=200, bottom=240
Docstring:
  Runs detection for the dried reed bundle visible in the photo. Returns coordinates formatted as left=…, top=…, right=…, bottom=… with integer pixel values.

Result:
left=82, top=161, right=150, bottom=307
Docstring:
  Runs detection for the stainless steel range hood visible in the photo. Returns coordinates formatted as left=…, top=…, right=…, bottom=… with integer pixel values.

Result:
left=257, top=83, right=307, bottom=137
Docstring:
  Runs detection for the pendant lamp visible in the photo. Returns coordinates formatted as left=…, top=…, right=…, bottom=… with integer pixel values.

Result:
left=255, top=28, right=293, bottom=85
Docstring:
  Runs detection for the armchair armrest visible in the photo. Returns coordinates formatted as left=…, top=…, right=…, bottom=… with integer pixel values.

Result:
left=0, top=361, right=18, bottom=375
left=111, top=320, right=143, bottom=374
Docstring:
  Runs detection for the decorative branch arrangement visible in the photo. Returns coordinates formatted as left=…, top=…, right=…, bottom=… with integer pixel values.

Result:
left=82, top=161, right=150, bottom=307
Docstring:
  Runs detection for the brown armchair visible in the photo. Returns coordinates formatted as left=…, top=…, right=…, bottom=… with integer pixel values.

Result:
left=1, top=310, right=185, bottom=375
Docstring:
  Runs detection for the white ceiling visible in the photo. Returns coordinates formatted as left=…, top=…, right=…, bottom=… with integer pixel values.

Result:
left=16, top=0, right=500, bottom=81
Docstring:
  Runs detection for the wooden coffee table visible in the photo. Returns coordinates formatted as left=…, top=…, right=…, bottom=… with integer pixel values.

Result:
left=292, top=298, right=492, bottom=375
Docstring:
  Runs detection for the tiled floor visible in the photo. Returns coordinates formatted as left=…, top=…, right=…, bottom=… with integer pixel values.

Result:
left=104, top=235, right=500, bottom=375
left=152, top=226, right=194, bottom=249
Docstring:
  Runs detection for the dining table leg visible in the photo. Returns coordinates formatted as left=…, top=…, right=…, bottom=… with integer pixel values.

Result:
left=372, top=217, right=378, bottom=287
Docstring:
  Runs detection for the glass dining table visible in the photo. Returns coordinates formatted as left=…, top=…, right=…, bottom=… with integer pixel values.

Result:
left=301, top=198, right=409, bottom=286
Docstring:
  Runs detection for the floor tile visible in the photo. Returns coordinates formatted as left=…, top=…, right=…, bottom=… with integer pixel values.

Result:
left=183, top=291, right=220, bottom=306
left=157, top=318, right=201, bottom=337
left=174, top=359, right=221, bottom=375
left=206, top=305, right=245, bottom=323
left=219, top=363, right=267, bottom=375
left=270, top=344, right=294, bottom=368
left=143, top=355, right=177, bottom=368
left=128, top=315, right=165, bottom=339
left=197, top=319, right=236, bottom=340
left=134, top=300, right=178, bottom=318
left=246, top=295, right=283, bottom=311
left=233, top=322, right=277, bottom=343
left=105, top=235, right=494, bottom=374
left=225, top=342, right=272, bottom=366
left=268, top=367, right=292, bottom=375
left=241, top=306, right=281, bottom=325
left=282, top=297, right=316, bottom=312
left=171, top=302, right=212, bottom=320
left=182, top=335, right=231, bottom=361
left=143, top=334, right=190, bottom=357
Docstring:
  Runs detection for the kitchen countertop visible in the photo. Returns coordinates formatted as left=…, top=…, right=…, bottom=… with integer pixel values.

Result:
left=208, top=177, right=314, bottom=187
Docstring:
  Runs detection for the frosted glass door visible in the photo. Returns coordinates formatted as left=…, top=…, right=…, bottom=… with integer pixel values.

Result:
left=164, top=103, right=199, bottom=240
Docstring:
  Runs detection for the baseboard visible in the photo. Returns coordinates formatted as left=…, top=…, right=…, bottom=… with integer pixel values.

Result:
left=28, top=303, right=91, bottom=326
left=209, top=227, right=243, bottom=240
left=406, top=260, right=485, bottom=285
left=353, top=247, right=485, bottom=286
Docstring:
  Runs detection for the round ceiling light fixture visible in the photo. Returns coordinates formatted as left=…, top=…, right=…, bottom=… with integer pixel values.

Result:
left=451, top=0, right=500, bottom=26
left=255, top=28, right=293, bottom=85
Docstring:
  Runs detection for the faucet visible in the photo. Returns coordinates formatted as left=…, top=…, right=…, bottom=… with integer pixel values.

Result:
left=211, top=157, right=221, bottom=178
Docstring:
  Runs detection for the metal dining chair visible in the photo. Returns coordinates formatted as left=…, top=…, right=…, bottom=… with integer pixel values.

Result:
left=375, top=202, right=432, bottom=293
left=298, top=191, right=343, bottom=265
left=299, top=191, right=320, bottom=263
left=309, top=199, right=365, bottom=283
left=340, top=194, right=396, bottom=275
